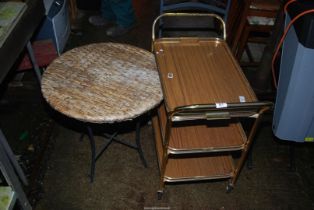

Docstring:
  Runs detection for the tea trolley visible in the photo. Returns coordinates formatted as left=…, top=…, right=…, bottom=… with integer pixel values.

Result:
left=151, top=13, right=272, bottom=198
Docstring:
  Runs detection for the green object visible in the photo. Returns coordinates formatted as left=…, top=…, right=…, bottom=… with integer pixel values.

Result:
left=304, top=137, right=314, bottom=142
left=19, top=131, right=29, bottom=141
left=0, top=186, right=15, bottom=210
left=0, top=2, right=27, bottom=47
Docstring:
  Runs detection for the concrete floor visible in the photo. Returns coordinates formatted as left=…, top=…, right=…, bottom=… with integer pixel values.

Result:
left=1, top=0, right=314, bottom=209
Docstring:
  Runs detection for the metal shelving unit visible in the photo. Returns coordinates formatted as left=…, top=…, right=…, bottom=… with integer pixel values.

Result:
left=0, top=130, right=31, bottom=210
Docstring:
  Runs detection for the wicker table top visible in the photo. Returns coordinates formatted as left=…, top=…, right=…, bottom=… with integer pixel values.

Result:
left=41, top=42, right=163, bottom=123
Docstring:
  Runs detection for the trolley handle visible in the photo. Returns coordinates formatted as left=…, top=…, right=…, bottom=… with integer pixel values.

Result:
left=152, top=12, right=227, bottom=43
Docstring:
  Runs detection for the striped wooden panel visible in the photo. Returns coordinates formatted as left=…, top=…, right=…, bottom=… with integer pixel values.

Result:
left=165, top=155, right=234, bottom=180
left=154, top=38, right=257, bottom=112
left=157, top=103, right=246, bottom=152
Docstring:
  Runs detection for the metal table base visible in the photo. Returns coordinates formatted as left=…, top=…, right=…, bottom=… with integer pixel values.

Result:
left=82, top=121, right=147, bottom=182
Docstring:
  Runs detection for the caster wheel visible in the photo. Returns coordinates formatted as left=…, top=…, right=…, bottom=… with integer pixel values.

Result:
left=246, top=157, right=253, bottom=170
left=246, top=159, right=253, bottom=170
left=226, top=184, right=234, bottom=193
left=157, top=191, right=163, bottom=200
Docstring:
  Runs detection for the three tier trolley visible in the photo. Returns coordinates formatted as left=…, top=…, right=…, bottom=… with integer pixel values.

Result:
left=151, top=13, right=273, bottom=198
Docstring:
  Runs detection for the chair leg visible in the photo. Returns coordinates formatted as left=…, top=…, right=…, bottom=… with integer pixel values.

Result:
left=68, top=0, right=78, bottom=24
left=236, top=23, right=250, bottom=61
left=245, top=45, right=255, bottom=63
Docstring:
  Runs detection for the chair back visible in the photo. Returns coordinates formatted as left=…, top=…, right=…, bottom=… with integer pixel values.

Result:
left=160, top=0, right=231, bottom=22
left=229, top=0, right=281, bottom=52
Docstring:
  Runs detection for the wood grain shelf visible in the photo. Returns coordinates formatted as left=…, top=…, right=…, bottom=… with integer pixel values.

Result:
left=157, top=103, right=247, bottom=154
left=154, top=38, right=257, bottom=112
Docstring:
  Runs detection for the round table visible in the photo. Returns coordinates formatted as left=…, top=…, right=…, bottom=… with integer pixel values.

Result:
left=41, top=42, right=163, bottom=181
left=42, top=42, right=163, bottom=123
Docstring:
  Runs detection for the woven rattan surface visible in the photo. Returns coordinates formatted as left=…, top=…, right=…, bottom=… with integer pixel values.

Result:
left=41, top=42, right=163, bottom=123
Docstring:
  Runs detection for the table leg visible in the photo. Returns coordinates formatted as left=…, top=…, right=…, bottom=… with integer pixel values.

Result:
left=135, top=121, right=147, bottom=167
left=95, top=132, right=116, bottom=161
left=86, top=125, right=96, bottom=182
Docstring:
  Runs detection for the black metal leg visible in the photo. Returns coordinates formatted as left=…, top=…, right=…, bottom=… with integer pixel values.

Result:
left=79, top=133, right=85, bottom=142
left=84, top=120, right=147, bottom=182
left=86, top=126, right=96, bottom=182
left=289, top=143, right=296, bottom=172
left=102, top=121, right=148, bottom=168
left=135, top=121, right=147, bottom=168
left=95, top=132, right=116, bottom=161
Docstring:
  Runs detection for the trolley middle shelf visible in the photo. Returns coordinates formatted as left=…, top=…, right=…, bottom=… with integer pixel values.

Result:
left=156, top=102, right=247, bottom=154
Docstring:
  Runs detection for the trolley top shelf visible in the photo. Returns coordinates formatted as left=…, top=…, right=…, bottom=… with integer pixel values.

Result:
left=153, top=38, right=257, bottom=112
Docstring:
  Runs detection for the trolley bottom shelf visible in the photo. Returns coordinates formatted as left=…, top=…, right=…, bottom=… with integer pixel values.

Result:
left=163, top=156, right=234, bottom=182
left=152, top=114, right=234, bottom=183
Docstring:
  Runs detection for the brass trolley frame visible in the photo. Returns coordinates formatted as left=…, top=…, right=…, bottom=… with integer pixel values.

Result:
left=151, top=13, right=273, bottom=198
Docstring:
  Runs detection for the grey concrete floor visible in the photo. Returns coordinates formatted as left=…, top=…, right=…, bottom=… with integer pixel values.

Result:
left=35, top=118, right=314, bottom=209
left=1, top=0, right=314, bottom=209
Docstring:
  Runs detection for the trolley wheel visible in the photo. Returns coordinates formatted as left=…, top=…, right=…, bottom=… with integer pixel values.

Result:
left=157, top=190, right=163, bottom=200
left=246, top=159, right=253, bottom=170
left=246, top=153, right=253, bottom=170
left=226, top=183, right=234, bottom=193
